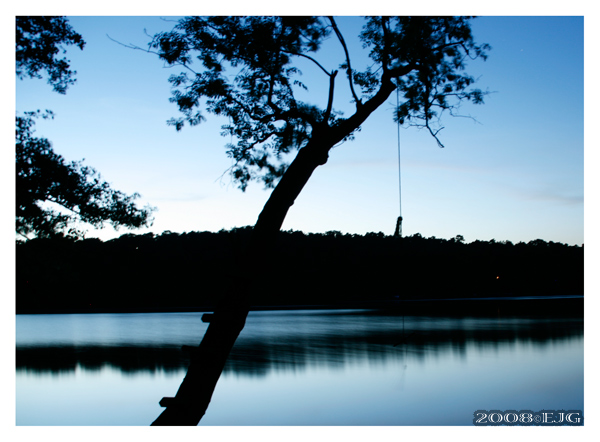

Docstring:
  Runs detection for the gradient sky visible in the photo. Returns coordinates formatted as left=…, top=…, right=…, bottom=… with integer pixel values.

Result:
left=14, top=13, right=585, bottom=245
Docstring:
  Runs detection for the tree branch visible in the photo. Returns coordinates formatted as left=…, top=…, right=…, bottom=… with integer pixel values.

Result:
left=380, top=17, right=392, bottom=73
left=266, top=75, right=282, bottom=116
left=330, top=73, right=398, bottom=146
left=282, top=50, right=331, bottom=77
left=387, top=61, right=418, bottom=79
left=17, top=231, right=31, bottom=241
left=43, top=195, right=84, bottom=218
left=107, top=34, right=199, bottom=75
left=323, top=70, right=338, bottom=122
left=328, top=17, right=361, bottom=107
left=425, top=120, right=445, bottom=148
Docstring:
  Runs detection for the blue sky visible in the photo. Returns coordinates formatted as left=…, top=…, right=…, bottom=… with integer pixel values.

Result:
left=12, top=11, right=586, bottom=246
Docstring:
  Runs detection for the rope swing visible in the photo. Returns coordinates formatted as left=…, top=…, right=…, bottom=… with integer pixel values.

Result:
left=393, top=86, right=403, bottom=237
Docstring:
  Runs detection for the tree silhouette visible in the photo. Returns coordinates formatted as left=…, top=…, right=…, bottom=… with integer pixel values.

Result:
left=16, top=112, right=155, bottom=239
left=15, top=229, right=583, bottom=313
left=147, top=16, right=490, bottom=425
left=16, top=16, right=154, bottom=239
left=151, top=16, right=488, bottom=236
left=16, top=16, right=85, bottom=94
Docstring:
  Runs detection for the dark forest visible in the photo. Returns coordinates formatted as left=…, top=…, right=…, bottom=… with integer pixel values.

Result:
left=16, top=229, right=583, bottom=314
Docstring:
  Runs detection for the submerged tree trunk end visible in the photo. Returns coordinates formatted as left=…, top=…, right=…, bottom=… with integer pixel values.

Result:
left=151, top=309, right=248, bottom=425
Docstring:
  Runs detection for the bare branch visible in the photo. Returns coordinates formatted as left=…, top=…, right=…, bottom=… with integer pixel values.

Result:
left=324, top=70, right=338, bottom=122
left=328, top=16, right=361, bottom=107
left=282, top=50, right=331, bottom=77
left=106, top=34, right=199, bottom=75
left=431, top=41, right=463, bottom=54
left=425, top=121, right=445, bottom=148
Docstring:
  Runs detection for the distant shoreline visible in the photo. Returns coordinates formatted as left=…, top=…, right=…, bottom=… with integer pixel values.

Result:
left=17, top=230, right=583, bottom=314
left=16, top=294, right=583, bottom=316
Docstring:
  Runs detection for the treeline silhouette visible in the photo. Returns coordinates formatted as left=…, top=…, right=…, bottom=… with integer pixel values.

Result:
left=16, top=228, right=583, bottom=313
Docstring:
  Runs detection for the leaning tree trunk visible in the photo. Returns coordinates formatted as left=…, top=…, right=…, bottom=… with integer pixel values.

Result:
left=151, top=139, right=333, bottom=425
left=151, top=77, right=398, bottom=426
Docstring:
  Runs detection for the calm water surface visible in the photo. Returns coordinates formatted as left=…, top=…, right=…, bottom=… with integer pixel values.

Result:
left=16, top=309, right=583, bottom=425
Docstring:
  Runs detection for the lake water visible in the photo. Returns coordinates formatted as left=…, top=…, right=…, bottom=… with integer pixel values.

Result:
left=16, top=309, right=583, bottom=426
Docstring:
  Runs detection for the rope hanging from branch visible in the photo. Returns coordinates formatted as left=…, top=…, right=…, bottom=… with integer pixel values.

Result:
left=394, top=86, right=403, bottom=237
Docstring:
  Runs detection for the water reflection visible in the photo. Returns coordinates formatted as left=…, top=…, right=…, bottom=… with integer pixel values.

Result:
left=17, top=310, right=583, bottom=377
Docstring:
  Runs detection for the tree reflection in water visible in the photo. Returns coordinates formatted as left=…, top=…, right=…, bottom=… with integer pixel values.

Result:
left=17, top=310, right=583, bottom=376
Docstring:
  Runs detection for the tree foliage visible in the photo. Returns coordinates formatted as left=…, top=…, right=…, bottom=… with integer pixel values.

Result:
left=16, top=16, right=86, bottom=94
left=150, top=16, right=489, bottom=190
left=16, top=112, right=154, bottom=239
left=16, top=16, right=154, bottom=239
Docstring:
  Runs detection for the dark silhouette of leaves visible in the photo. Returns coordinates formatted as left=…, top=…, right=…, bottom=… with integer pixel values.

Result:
left=16, top=16, right=85, bottom=94
left=150, top=16, right=489, bottom=188
left=16, top=113, right=155, bottom=239
left=16, top=16, right=155, bottom=239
